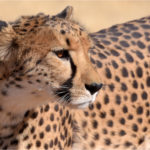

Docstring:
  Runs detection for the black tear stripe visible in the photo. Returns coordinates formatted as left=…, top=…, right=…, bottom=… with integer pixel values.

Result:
left=55, top=56, right=76, bottom=102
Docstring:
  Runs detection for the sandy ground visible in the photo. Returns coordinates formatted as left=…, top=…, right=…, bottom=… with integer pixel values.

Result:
left=0, top=1, right=150, bottom=32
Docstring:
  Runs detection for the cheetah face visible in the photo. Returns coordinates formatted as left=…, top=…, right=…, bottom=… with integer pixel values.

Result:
left=43, top=44, right=102, bottom=108
left=0, top=6, right=103, bottom=111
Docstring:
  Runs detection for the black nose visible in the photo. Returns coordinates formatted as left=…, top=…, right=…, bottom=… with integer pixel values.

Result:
left=85, top=83, right=103, bottom=95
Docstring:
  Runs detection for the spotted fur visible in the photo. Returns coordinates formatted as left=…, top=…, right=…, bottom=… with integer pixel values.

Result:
left=0, top=6, right=150, bottom=150
left=0, top=6, right=102, bottom=149
left=73, top=16, right=150, bottom=150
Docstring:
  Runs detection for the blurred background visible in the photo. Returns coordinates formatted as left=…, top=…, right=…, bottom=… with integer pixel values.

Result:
left=0, top=1, right=150, bottom=32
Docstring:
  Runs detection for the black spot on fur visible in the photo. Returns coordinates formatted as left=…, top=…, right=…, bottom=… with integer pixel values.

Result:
left=135, top=50, right=144, bottom=59
left=44, top=104, right=50, bottom=112
left=131, top=93, right=137, bottom=102
left=94, top=133, right=99, bottom=140
left=38, top=118, right=44, bottom=126
left=61, top=30, right=66, bottom=34
left=10, top=139, right=19, bottom=145
left=36, top=140, right=41, bottom=147
left=105, top=67, right=112, bottom=79
left=136, top=67, right=143, bottom=78
left=1, top=90, right=7, bottom=96
left=101, top=40, right=111, bottom=45
left=125, top=52, right=134, bottom=63
left=31, top=112, right=38, bottom=119
left=96, top=102, right=101, bottom=110
left=146, top=76, right=150, bottom=87
left=119, top=130, right=126, bottom=136
left=121, top=83, right=128, bottom=91
left=66, top=38, right=70, bottom=46
left=105, top=138, right=111, bottom=145
left=110, top=49, right=120, bottom=56
left=141, top=24, right=150, bottom=29
left=132, top=80, right=138, bottom=89
left=36, top=59, right=42, bottom=65
left=138, top=137, right=144, bottom=145
left=132, top=123, right=138, bottom=132
left=141, top=91, right=147, bottom=100
left=119, top=118, right=125, bottom=125
left=121, top=67, right=128, bottom=77
left=96, top=43, right=105, bottom=49
left=132, top=32, right=142, bottom=38
left=124, top=141, right=132, bottom=147
left=11, top=39, right=19, bottom=49
left=96, top=60, right=103, bottom=68
left=104, top=94, right=109, bottom=104
left=110, top=37, right=118, bottom=42
left=98, top=52, right=107, bottom=59
left=115, top=95, right=121, bottom=105
left=50, top=113, right=54, bottom=121
left=99, top=112, right=106, bottom=118
left=120, top=40, right=129, bottom=47
left=107, top=120, right=113, bottom=127
left=45, top=125, right=51, bottom=132
left=89, top=104, right=94, bottom=110
left=128, top=114, right=133, bottom=120
left=112, top=60, right=118, bottom=69
left=136, top=106, right=143, bottom=115
left=122, top=105, right=128, bottom=113
left=108, top=83, right=115, bottom=92
left=115, top=76, right=120, bottom=82
left=137, top=41, right=145, bottom=49
left=110, top=109, right=115, bottom=117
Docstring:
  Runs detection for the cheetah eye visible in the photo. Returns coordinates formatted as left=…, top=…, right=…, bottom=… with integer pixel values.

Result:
left=54, top=50, right=70, bottom=60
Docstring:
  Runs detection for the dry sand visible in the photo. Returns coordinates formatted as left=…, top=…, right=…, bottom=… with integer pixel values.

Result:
left=0, top=1, right=150, bottom=32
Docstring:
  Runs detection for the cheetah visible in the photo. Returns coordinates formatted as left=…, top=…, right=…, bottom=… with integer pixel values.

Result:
left=0, top=6, right=150, bottom=150
left=0, top=6, right=103, bottom=149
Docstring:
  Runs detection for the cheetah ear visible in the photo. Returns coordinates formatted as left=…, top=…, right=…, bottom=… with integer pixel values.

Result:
left=0, top=20, right=8, bottom=31
left=56, top=6, right=73, bottom=20
left=0, top=20, right=18, bottom=62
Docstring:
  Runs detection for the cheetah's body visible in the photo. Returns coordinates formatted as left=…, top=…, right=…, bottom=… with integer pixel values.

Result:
left=0, top=7, right=150, bottom=150
left=73, top=16, right=150, bottom=150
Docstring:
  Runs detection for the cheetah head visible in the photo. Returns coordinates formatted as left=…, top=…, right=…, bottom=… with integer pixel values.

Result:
left=0, top=6, right=103, bottom=113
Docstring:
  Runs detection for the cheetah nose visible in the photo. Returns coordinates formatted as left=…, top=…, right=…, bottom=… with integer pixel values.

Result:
left=85, top=83, right=103, bottom=95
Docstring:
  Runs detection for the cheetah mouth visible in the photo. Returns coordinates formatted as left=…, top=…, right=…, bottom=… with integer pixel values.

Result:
left=75, top=102, right=90, bottom=108
left=71, top=100, right=92, bottom=109
left=71, top=92, right=98, bottom=109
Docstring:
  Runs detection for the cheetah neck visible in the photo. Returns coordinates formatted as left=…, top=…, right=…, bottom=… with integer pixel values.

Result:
left=0, top=75, right=55, bottom=138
